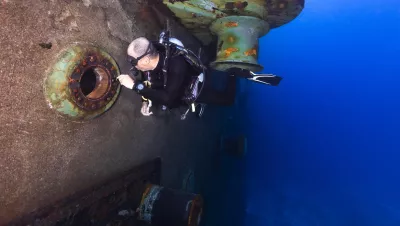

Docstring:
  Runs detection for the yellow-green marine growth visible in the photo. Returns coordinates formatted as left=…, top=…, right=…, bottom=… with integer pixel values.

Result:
left=44, top=43, right=121, bottom=121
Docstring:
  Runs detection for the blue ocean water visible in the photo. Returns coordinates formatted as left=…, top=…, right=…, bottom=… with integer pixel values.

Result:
left=242, top=0, right=400, bottom=225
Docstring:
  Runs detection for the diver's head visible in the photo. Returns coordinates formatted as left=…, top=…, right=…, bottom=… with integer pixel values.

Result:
left=127, top=37, right=159, bottom=71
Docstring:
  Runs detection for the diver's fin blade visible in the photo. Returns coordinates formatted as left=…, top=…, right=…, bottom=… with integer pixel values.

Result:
left=247, top=74, right=283, bottom=86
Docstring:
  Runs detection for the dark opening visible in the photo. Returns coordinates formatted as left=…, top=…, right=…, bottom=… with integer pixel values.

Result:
left=80, top=68, right=97, bottom=96
left=80, top=67, right=110, bottom=99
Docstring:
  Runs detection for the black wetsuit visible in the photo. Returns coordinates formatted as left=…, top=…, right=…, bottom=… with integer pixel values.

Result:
left=140, top=50, right=236, bottom=108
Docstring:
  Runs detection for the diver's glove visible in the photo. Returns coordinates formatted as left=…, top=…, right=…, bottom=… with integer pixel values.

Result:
left=140, top=100, right=153, bottom=116
left=117, top=74, right=135, bottom=89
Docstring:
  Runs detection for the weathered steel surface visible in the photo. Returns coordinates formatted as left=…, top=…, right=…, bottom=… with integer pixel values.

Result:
left=7, top=158, right=161, bottom=226
left=44, top=43, right=121, bottom=121
left=0, top=1, right=219, bottom=225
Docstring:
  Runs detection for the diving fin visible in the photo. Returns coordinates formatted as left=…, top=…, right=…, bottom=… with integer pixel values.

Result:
left=225, top=68, right=283, bottom=86
left=247, top=73, right=283, bottom=86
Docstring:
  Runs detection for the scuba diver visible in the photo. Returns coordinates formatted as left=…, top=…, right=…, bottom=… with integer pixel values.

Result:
left=117, top=36, right=236, bottom=118
left=117, top=33, right=282, bottom=118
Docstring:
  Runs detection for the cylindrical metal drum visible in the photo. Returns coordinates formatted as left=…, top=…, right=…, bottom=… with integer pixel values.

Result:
left=138, top=184, right=203, bottom=226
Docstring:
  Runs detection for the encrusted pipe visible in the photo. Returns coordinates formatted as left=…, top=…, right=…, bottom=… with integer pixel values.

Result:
left=138, top=184, right=203, bottom=226
left=162, top=0, right=305, bottom=72
left=210, top=16, right=270, bottom=72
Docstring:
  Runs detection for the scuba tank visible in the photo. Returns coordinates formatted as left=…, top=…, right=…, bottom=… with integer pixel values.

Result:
left=157, top=30, right=207, bottom=119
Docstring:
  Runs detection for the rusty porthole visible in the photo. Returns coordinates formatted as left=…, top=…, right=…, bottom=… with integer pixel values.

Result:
left=44, top=43, right=121, bottom=120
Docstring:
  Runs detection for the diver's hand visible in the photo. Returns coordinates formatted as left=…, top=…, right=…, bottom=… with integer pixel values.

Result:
left=140, top=101, right=153, bottom=116
left=117, top=74, right=135, bottom=89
